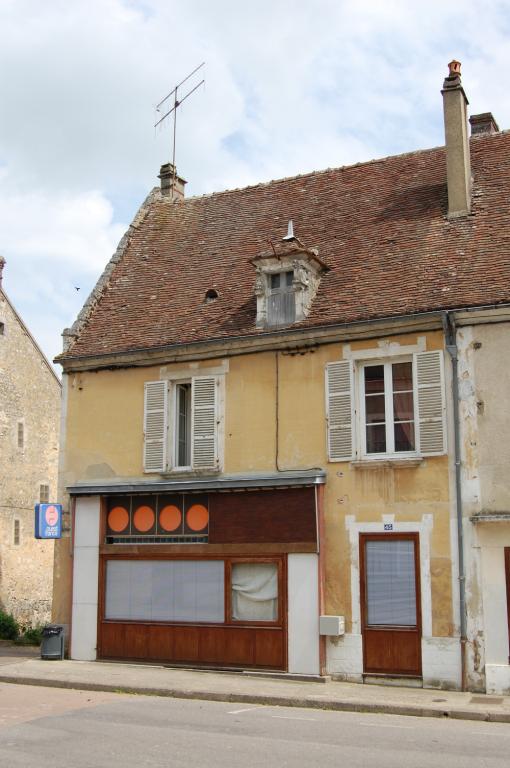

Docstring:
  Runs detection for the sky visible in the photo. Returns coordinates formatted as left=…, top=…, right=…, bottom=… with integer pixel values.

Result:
left=1, top=0, right=510, bottom=371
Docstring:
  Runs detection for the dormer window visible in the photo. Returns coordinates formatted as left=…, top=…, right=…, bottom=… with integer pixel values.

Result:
left=251, top=222, right=328, bottom=330
left=268, top=271, right=295, bottom=326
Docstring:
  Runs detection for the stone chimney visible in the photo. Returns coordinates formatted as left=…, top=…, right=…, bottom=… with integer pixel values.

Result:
left=441, top=60, right=471, bottom=218
left=0, top=256, right=5, bottom=290
left=158, top=163, right=187, bottom=200
left=469, top=112, right=499, bottom=136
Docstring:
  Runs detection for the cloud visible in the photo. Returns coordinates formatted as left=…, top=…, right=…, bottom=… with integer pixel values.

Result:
left=1, top=0, right=510, bottom=366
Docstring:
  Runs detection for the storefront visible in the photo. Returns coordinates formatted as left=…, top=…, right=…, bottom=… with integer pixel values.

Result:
left=69, top=472, right=324, bottom=675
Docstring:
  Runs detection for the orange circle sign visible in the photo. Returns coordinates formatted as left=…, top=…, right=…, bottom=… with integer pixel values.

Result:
left=108, top=506, right=129, bottom=533
left=133, top=505, right=155, bottom=532
left=186, top=504, right=209, bottom=532
left=159, top=505, right=182, bottom=532
left=45, top=505, right=59, bottom=527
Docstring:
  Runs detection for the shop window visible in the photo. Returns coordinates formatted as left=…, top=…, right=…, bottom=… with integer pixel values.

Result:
left=105, top=560, right=225, bottom=623
left=231, top=562, right=278, bottom=621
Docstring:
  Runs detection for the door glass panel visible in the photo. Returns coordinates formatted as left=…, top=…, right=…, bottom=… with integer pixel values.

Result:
left=365, top=539, right=417, bottom=626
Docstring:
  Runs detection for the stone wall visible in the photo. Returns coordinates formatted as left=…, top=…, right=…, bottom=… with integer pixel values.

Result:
left=0, top=286, right=61, bottom=627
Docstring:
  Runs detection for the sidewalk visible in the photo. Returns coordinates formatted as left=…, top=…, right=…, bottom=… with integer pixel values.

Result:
left=0, top=649, right=509, bottom=723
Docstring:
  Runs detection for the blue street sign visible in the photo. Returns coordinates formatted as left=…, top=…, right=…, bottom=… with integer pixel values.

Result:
left=35, top=503, right=62, bottom=539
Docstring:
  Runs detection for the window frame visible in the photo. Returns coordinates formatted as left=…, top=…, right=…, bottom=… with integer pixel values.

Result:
left=39, top=484, right=50, bottom=504
left=100, top=555, right=284, bottom=629
left=266, top=269, right=296, bottom=328
left=13, top=518, right=21, bottom=546
left=358, top=357, right=418, bottom=459
left=172, top=381, right=192, bottom=471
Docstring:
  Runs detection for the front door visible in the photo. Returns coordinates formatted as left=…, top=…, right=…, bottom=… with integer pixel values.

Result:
left=360, top=533, right=422, bottom=677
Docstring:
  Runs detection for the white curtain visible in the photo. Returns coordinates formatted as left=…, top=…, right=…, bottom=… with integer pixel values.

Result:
left=231, top=563, right=278, bottom=621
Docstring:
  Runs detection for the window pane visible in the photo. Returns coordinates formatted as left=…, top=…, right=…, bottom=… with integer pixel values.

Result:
left=394, top=422, right=415, bottom=452
left=270, top=273, right=280, bottom=289
left=365, top=539, right=417, bottom=626
left=284, top=271, right=294, bottom=287
left=393, top=391, right=414, bottom=421
left=105, top=560, right=225, bottom=623
left=365, top=394, right=386, bottom=424
left=366, top=423, right=386, bottom=453
left=176, top=384, right=191, bottom=466
left=364, top=365, right=385, bottom=393
left=231, top=562, right=278, bottom=621
left=392, top=362, right=413, bottom=392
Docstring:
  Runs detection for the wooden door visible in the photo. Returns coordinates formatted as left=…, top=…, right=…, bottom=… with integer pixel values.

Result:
left=360, top=533, right=422, bottom=677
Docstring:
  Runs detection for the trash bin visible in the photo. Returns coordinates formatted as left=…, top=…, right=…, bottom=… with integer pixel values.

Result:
left=41, top=625, right=64, bottom=660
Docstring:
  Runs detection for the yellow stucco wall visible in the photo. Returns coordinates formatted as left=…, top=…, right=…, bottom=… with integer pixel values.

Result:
left=58, top=330, right=454, bottom=636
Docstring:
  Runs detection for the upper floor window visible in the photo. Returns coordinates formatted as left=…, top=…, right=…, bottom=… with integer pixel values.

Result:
left=175, top=383, right=191, bottom=468
left=326, top=350, right=446, bottom=462
left=361, top=361, right=415, bottom=455
left=144, top=375, right=222, bottom=474
left=267, top=271, right=295, bottom=327
left=17, top=421, right=24, bottom=449
left=0, top=321, right=4, bottom=335
left=13, top=518, right=20, bottom=546
left=40, top=484, right=50, bottom=504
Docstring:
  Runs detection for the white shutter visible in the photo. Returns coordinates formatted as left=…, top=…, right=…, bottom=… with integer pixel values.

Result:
left=415, top=350, right=446, bottom=455
left=143, top=380, right=168, bottom=472
left=326, top=361, right=354, bottom=461
left=191, top=376, right=218, bottom=469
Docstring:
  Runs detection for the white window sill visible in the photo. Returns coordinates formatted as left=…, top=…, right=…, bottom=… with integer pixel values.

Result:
left=162, top=467, right=221, bottom=478
left=350, top=456, right=424, bottom=469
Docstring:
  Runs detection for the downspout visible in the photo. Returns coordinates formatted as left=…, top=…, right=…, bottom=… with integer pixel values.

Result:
left=442, top=311, right=467, bottom=691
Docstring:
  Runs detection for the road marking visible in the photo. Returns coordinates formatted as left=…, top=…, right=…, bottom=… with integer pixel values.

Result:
left=228, top=707, right=264, bottom=714
left=356, top=722, right=414, bottom=729
left=272, top=715, right=316, bottom=722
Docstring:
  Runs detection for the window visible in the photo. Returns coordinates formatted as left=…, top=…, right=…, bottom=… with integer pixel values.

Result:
left=267, top=270, right=295, bottom=327
left=17, top=421, right=24, bottom=449
left=0, top=321, right=4, bottom=335
left=175, top=383, right=191, bottom=468
left=13, top=519, right=20, bottom=546
left=144, top=375, right=221, bottom=473
left=231, top=562, right=278, bottom=622
left=326, top=350, right=446, bottom=461
left=39, top=484, right=50, bottom=503
left=361, top=361, right=415, bottom=455
left=103, top=558, right=281, bottom=626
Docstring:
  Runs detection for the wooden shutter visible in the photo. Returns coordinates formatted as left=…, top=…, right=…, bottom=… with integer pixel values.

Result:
left=143, top=380, right=168, bottom=472
left=326, top=361, right=354, bottom=461
left=191, top=376, right=218, bottom=469
left=415, top=350, right=446, bottom=455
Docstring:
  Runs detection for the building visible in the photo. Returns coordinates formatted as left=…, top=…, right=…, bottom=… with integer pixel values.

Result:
left=0, top=258, right=61, bottom=627
left=53, top=63, right=510, bottom=691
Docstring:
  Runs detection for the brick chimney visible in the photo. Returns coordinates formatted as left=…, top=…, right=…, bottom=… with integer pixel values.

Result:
left=0, top=256, right=5, bottom=290
left=158, top=163, right=187, bottom=200
left=441, top=60, right=471, bottom=218
left=469, top=112, right=499, bottom=136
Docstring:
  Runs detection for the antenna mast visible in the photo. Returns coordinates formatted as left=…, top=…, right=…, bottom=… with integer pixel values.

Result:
left=155, top=62, right=205, bottom=198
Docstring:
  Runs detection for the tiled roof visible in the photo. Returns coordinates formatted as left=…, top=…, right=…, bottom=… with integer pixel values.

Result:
left=59, top=131, right=510, bottom=361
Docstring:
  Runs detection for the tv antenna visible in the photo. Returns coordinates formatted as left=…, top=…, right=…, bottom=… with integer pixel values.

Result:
left=154, top=62, right=205, bottom=197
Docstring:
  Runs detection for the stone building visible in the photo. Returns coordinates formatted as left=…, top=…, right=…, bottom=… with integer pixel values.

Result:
left=0, top=257, right=61, bottom=627
left=53, top=63, right=510, bottom=691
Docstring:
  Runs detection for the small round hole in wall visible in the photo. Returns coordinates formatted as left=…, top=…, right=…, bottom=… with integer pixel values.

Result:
left=204, top=289, right=219, bottom=303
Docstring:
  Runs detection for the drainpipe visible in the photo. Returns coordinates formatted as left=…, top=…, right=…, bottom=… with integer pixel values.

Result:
left=442, top=311, right=467, bottom=691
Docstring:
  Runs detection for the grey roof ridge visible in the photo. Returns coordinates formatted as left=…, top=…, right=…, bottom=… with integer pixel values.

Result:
left=56, top=188, right=159, bottom=362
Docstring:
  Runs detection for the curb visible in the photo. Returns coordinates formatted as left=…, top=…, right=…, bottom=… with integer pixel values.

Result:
left=1, top=675, right=509, bottom=723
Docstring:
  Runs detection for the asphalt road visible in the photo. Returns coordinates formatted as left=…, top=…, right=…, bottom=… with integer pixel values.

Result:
left=0, top=682, right=509, bottom=767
